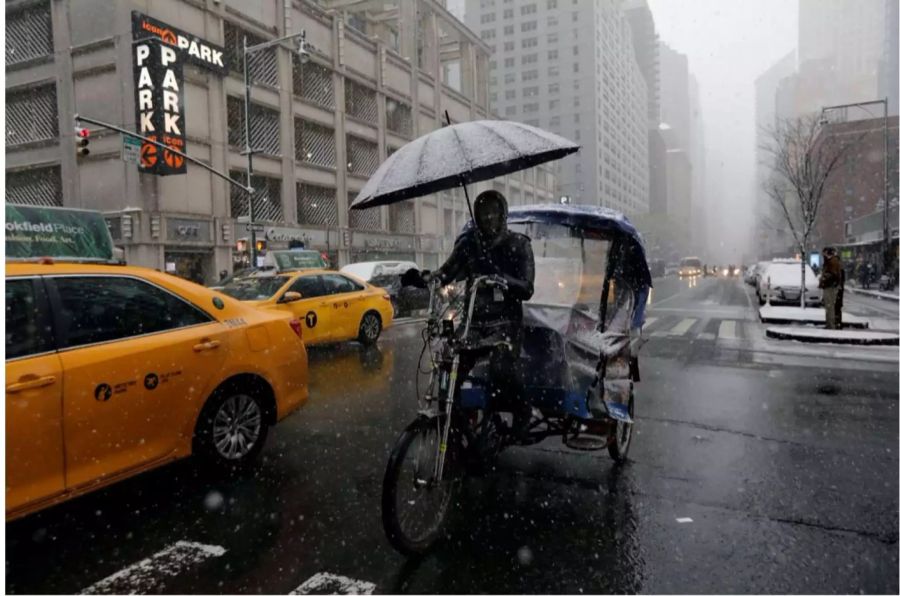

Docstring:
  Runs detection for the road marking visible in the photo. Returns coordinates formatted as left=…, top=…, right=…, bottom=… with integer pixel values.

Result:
left=676, top=517, right=694, bottom=523
left=643, top=316, right=658, bottom=330
left=78, top=541, right=226, bottom=594
left=291, top=573, right=376, bottom=595
left=663, top=318, right=696, bottom=336
left=718, top=320, right=738, bottom=340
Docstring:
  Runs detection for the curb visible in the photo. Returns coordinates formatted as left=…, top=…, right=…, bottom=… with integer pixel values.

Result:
left=845, top=287, right=900, bottom=302
left=765, top=327, right=899, bottom=346
left=758, top=316, right=869, bottom=329
left=392, top=316, right=428, bottom=326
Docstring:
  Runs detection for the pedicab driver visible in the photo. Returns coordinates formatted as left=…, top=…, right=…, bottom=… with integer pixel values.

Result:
left=421, top=190, right=535, bottom=432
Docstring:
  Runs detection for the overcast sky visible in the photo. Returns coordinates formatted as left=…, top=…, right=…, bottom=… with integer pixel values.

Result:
left=648, top=0, right=799, bottom=261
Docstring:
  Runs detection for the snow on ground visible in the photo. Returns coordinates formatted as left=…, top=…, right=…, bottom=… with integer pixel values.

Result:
left=845, top=287, right=900, bottom=301
left=766, top=325, right=899, bottom=345
left=758, top=305, right=869, bottom=327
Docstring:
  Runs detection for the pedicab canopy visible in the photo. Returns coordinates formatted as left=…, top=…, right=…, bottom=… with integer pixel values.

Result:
left=5, top=205, right=116, bottom=262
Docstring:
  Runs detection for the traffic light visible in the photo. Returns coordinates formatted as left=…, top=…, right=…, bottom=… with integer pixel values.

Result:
left=74, top=127, right=90, bottom=157
left=255, top=239, right=267, bottom=253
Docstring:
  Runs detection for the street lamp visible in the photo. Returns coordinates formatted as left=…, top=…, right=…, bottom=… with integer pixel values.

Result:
left=242, top=29, right=312, bottom=268
left=819, top=98, right=891, bottom=275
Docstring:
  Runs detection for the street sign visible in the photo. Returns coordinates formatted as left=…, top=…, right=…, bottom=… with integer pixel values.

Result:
left=122, top=135, right=141, bottom=164
left=244, top=223, right=265, bottom=233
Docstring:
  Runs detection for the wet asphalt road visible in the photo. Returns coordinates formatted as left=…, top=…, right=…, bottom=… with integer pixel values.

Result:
left=6, top=277, right=898, bottom=594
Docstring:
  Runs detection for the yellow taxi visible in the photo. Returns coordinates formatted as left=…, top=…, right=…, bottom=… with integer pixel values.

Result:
left=6, top=261, right=309, bottom=521
left=217, top=269, right=395, bottom=346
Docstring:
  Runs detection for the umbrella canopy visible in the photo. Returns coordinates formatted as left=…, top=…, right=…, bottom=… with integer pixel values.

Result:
left=350, top=120, right=579, bottom=210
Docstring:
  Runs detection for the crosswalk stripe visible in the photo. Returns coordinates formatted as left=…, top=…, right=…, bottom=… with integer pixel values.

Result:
left=718, top=320, right=738, bottom=340
left=665, top=318, right=697, bottom=336
left=643, top=316, right=658, bottom=330
left=78, top=541, right=226, bottom=594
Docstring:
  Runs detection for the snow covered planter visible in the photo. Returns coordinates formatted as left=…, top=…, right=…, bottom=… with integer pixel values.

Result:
left=758, top=305, right=870, bottom=329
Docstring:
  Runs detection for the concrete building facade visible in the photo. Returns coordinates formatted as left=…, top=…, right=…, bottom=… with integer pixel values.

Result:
left=464, top=0, right=649, bottom=217
left=5, top=0, right=558, bottom=284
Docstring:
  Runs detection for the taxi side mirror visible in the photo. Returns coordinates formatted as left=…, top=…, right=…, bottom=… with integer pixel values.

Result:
left=281, top=291, right=303, bottom=303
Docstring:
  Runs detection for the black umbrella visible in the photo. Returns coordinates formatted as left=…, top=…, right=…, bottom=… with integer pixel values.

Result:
left=349, top=118, right=579, bottom=211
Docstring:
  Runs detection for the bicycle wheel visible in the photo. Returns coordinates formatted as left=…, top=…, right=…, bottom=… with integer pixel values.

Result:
left=607, top=388, right=635, bottom=464
left=382, top=416, right=460, bottom=555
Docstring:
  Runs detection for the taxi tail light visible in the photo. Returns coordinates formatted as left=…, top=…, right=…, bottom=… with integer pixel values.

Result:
left=381, top=294, right=392, bottom=302
left=289, top=318, right=303, bottom=339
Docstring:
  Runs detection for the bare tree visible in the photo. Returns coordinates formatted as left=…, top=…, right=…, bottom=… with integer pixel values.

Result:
left=760, top=114, right=864, bottom=308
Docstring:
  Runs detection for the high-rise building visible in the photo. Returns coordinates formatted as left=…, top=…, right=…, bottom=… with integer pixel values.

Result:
left=657, top=42, right=692, bottom=243
left=754, top=51, right=798, bottom=258
left=878, top=0, right=899, bottom=115
left=465, top=0, right=649, bottom=216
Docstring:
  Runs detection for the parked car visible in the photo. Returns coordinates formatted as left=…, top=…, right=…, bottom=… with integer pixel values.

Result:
left=678, top=257, right=703, bottom=277
left=664, top=262, right=680, bottom=277
left=755, top=261, right=822, bottom=305
left=6, top=261, right=309, bottom=521
left=744, top=263, right=759, bottom=285
left=369, top=272, right=431, bottom=318
left=340, top=260, right=418, bottom=283
left=218, top=270, right=394, bottom=345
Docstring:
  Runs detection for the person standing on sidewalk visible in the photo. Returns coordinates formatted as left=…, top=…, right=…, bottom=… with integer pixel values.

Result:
left=819, top=247, right=842, bottom=329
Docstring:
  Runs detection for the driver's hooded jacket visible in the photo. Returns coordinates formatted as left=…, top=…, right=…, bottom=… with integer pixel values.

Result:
left=435, top=194, right=535, bottom=325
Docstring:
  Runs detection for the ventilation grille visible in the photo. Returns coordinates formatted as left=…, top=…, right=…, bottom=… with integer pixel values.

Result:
left=6, top=166, right=62, bottom=206
left=297, top=183, right=338, bottom=227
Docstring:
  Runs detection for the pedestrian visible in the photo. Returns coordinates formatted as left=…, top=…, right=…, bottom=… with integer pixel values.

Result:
left=819, top=247, right=842, bottom=330
left=835, top=255, right=845, bottom=329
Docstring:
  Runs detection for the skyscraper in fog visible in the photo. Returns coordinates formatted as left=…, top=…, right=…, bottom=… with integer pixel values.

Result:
left=465, top=0, right=649, bottom=216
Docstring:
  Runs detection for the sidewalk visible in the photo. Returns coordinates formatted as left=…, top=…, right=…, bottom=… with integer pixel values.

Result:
left=845, top=286, right=900, bottom=302
left=765, top=326, right=899, bottom=346
left=758, top=305, right=870, bottom=328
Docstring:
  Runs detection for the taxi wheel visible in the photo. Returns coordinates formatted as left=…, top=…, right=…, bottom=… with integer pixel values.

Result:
left=195, top=388, right=270, bottom=471
left=358, top=311, right=382, bottom=345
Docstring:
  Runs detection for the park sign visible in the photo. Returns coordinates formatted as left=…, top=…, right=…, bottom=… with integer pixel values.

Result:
left=131, top=12, right=228, bottom=74
left=133, top=38, right=186, bottom=175
left=5, top=205, right=115, bottom=262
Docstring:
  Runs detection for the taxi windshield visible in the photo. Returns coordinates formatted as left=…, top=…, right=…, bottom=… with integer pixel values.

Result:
left=219, top=276, right=291, bottom=301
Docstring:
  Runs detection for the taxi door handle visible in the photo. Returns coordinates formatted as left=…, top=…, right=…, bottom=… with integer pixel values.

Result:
left=192, top=339, right=221, bottom=352
left=7, top=375, right=57, bottom=393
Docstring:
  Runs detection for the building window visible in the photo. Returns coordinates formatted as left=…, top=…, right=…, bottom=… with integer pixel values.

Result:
left=522, top=37, right=538, bottom=49
left=6, top=165, right=62, bottom=206
left=504, top=41, right=514, bottom=51
left=297, top=183, right=338, bottom=227
left=230, top=172, right=283, bottom=222
left=523, top=103, right=539, bottom=113
left=573, top=62, right=579, bottom=73
left=548, top=65, right=559, bottom=77
left=548, top=15, right=558, bottom=26
left=224, top=22, right=278, bottom=87
left=348, top=191, right=382, bottom=231
left=549, top=82, right=559, bottom=94
left=295, top=119, right=336, bottom=169
left=385, top=97, right=413, bottom=137
left=523, top=86, right=539, bottom=97
left=547, top=0, right=558, bottom=7
left=503, top=8, right=513, bottom=18
left=521, top=21, right=537, bottom=32
left=505, top=106, right=517, bottom=116
left=346, top=135, right=379, bottom=177
left=521, top=4, right=537, bottom=15
left=573, top=45, right=579, bottom=55
left=504, top=57, right=515, bottom=67
left=505, top=90, right=517, bottom=100
left=549, top=99, right=559, bottom=109
left=549, top=116, right=561, bottom=127
left=504, top=73, right=516, bottom=83
left=522, top=54, right=537, bottom=65
left=548, top=33, right=559, bottom=44
left=522, top=69, right=539, bottom=81
left=481, top=29, right=496, bottom=39
left=548, top=49, right=558, bottom=60
left=481, top=13, right=495, bottom=23
left=6, top=1, right=53, bottom=67
left=389, top=202, right=415, bottom=234
left=6, top=84, right=58, bottom=146
left=504, top=25, right=514, bottom=35
left=345, top=79, right=378, bottom=123
left=226, top=96, right=281, bottom=156
left=293, top=58, right=335, bottom=108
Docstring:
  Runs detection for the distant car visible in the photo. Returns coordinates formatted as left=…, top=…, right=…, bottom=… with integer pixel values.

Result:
left=369, top=272, right=430, bottom=318
left=649, top=259, right=666, bottom=278
left=210, top=249, right=329, bottom=290
left=219, top=270, right=394, bottom=345
left=340, top=260, right=418, bottom=283
left=664, top=263, right=679, bottom=277
left=744, top=264, right=759, bottom=285
left=679, top=257, right=703, bottom=277
left=756, top=261, right=822, bottom=306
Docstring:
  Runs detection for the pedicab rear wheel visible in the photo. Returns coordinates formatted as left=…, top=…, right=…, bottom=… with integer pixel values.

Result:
left=607, top=389, right=635, bottom=464
left=382, top=416, right=460, bottom=556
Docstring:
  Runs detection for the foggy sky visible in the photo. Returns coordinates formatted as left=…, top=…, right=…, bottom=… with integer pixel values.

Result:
left=648, top=0, right=799, bottom=262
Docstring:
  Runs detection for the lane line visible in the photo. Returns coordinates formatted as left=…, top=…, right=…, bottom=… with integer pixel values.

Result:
left=291, top=573, right=376, bottom=595
left=78, top=541, right=226, bottom=595
left=718, top=320, right=738, bottom=340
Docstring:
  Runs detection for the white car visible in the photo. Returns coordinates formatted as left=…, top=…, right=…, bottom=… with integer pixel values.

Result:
left=340, top=260, right=418, bottom=282
left=756, top=262, right=822, bottom=306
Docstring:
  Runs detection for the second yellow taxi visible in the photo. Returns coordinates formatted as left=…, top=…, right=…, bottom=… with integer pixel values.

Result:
left=217, top=269, right=395, bottom=345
